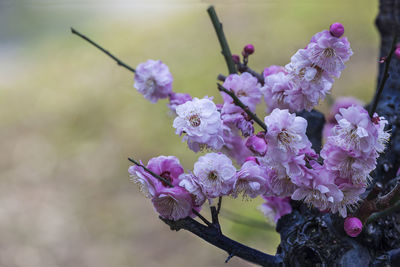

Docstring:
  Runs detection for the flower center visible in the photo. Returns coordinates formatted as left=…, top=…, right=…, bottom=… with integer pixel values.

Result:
left=236, top=90, right=247, bottom=97
left=278, top=130, right=294, bottom=146
left=188, top=114, right=201, bottom=127
left=160, top=171, right=173, bottom=186
left=323, top=47, right=335, bottom=58
left=208, top=171, right=218, bottom=181
left=146, top=77, right=156, bottom=88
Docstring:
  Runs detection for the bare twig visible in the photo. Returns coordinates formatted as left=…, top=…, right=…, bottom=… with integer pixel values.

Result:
left=71, top=27, right=136, bottom=73
left=217, top=83, right=268, bottom=132
left=369, top=32, right=397, bottom=117
left=207, top=6, right=236, bottom=74
left=237, top=63, right=265, bottom=85
left=160, top=216, right=282, bottom=266
left=365, top=200, right=400, bottom=224
left=217, top=196, right=222, bottom=214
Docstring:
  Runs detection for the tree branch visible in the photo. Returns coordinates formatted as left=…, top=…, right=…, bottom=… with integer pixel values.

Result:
left=237, top=63, right=265, bottom=85
left=217, top=83, right=268, bottom=132
left=160, top=216, right=282, bottom=266
left=71, top=27, right=136, bottom=73
left=365, top=199, right=400, bottom=224
left=369, top=32, right=397, bottom=117
left=207, top=6, right=236, bottom=74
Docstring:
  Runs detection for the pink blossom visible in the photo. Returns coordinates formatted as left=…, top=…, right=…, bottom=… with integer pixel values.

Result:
left=232, top=160, right=269, bottom=198
left=193, top=152, right=236, bottom=199
left=323, top=97, right=363, bottom=139
left=261, top=72, right=293, bottom=112
left=263, top=166, right=298, bottom=197
left=329, top=183, right=364, bottom=218
left=259, top=196, right=292, bottom=223
left=308, top=30, right=353, bottom=77
left=129, top=156, right=184, bottom=198
left=285, top=49, right=334, bottom=111
left=291, top=168, right=344, bottom=211
left=147, top=156, right=184, bottom=187
left=168, top=92, right=192, bottom=114
left=245, top=132, right=268, bottom=156
left=264, top=108, right=311, bottom=161
left=221, top=73, right=262, bottom=112
left=263, top=65, right=286, bottom=78
left=372, top=113, right=390, bottom=153
left=134, top=60, right=173, bottom=103
left=152, top=186, right=193, bottom=221
left=344, top=217, right=363, bottom=237
left=173, top=97, right=224, bottom=152
left=221, top=103, right=254, bottom=137
left=178, top=173, right=206, bottom=207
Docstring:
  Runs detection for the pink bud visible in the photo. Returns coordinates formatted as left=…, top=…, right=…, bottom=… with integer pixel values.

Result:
left=344, top=217, right=363, bottom=237
left=232, top=54, right=240, bottom=64
left=329, top=22, right=345, bottom=38
left=246, top=132, right=267, bottom=156
left=243, top=44, right=255, bottom=55
left=395, top=48, right=400, bottom=60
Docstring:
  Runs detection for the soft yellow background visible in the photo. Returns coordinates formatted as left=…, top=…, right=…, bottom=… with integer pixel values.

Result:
left=0, top=0, right=379, bottom=266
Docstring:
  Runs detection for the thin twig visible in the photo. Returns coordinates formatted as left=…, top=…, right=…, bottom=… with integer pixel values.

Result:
left=192, top=209, right=213, bottom=227
left=207, top=6, right=236, bottom=74
left=71, top=27, right=136, bottom=73
left=237, top=63, right=265, bottom=85
left=217, top=83, right=268, bottom=132
left=366, top=200, right=400, bottom=224
left=369, top=32, right=397, bottom=117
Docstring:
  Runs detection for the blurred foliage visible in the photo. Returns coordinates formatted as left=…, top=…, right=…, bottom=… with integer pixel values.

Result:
left=0, top=0, right=379, bottom=266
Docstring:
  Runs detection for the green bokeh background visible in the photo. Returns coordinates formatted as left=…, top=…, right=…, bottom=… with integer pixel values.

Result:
left=0, top=0, right=379, bottom=266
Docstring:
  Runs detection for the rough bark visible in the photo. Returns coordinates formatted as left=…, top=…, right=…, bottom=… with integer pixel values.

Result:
left=276, top=1, right=400, bottom=266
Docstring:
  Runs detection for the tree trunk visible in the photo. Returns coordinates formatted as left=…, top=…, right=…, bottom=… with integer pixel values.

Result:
left=276, top=1, right=400, bottom=266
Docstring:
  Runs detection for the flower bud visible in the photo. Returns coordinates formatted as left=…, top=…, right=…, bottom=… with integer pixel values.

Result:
left=243, top=44, right=255, bottom=55
left=344, top=217, right=363, bottom=237
left=245, top=156, right=259, bottom=165
left=232, top=54, right=240, bottom=64
left=329, top=22, right=345, bottom=38
left=246, top=132, right=267, bottom=156
left=395, top=48, right=400, bottom=60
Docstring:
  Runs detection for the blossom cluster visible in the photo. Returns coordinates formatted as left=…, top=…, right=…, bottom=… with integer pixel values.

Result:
left=130, top=23, right=390, bottom=228
left=261, top=23, right=353, bottom=112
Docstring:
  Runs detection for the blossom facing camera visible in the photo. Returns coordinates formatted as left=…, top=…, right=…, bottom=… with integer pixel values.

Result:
left=193, top=152, right=236, bottom=199
left=134, top=59, right=173, bottom=103
left=329, top=22, right=345, bottom=38
left=173, top=97, right=224, bottom=152
left=344, top=217, right=363, bottom=237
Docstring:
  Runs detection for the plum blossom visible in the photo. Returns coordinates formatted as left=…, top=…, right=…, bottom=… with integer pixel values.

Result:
left=173, top=97, right=224, bottom=152
left=232, top=160, right=269, bottom=199
left=220, top=127, right=252, bottom=165
left=291, top=168, right=343, bottom=211
left=245, top=132, right=268, bottom=156
left=263, top=65, right=286, bottom=78
left=193, top=152, right=236, bottom=199
left=221, top=72, right=262, bottom=112
left=308, top=30, right=353, bottom=77
left=221, top=103, right=254, bottom=137
left=152, top=186, right=193, bottom=221
left=129, top=156, right=184, bottom=198
left=329, top=183, right=364, bottom=217
left=323, top=97, right=363, bottom=139
left=178, top=173, right=206, bottom=207
left=264, top=108, right=311, bottom=161
left=261, top=71, right=293, bottom=112
left=259, top=196, right=292, bottom=223
left=134, top=59, right=173, bottom=103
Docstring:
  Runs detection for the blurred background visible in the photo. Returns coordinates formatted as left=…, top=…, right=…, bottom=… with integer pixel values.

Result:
left=0, top=0, right=380, bottom=266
